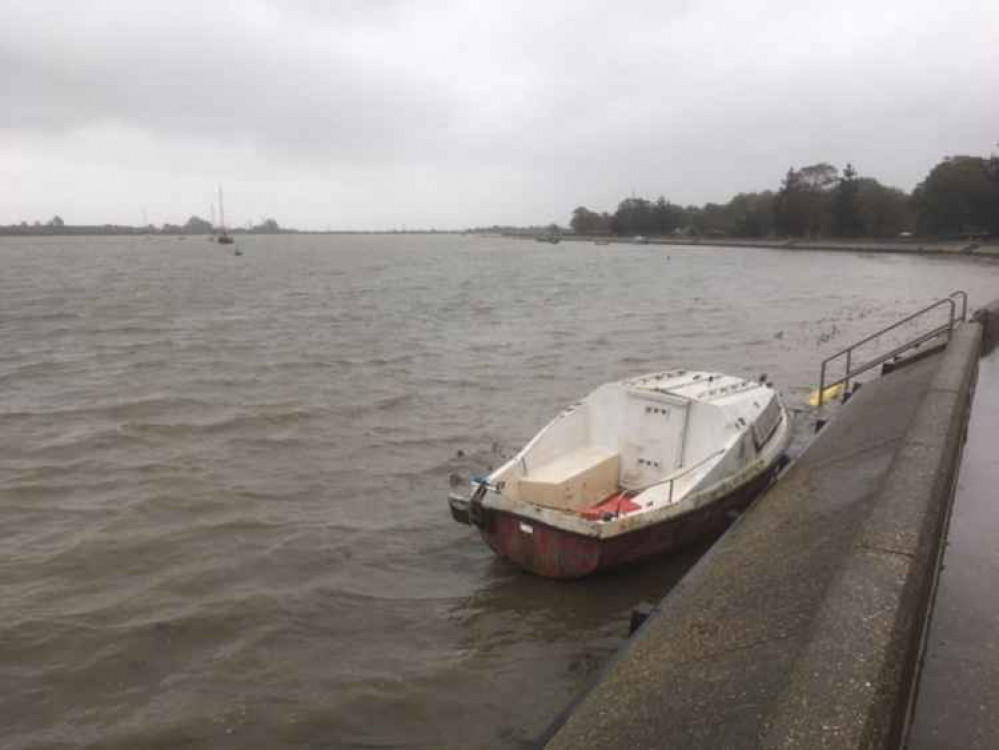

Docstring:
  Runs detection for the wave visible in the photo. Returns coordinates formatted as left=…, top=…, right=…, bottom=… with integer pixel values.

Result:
left=4, top=396, right=329, bottom=426
left=88, top=324, right=173, bottom=337
left=125, top=407, right=321, bottom=438
left=368, top=433, right=480, bottom=449
left=334, top=392, right=415, bottom=418
left=0, top=359, right=82, bottom=384
left=417, top=376, right=498, bottom=390
left=2, top=310, right=81, bottom=323
left=2, top=395, right=215, bottom=422
left=363, top=353, right=416, bottom=367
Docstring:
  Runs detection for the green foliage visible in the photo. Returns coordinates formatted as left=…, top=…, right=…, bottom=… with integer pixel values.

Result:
left=855, top=179, right=913, bottom=237
left=653, top=197, right=685, bottom=235
left=831, top=164, right=863, bottom=237
left=569, top=150, right=998, bottom=241
left=570, top=206, right=608, bottom=235
left=775, top=163, right=838, bottom=237
left=611, top=197, right=659, bottom=236
left=725, top=192, right=775, bottom=237
left=913, top=155, right=999, bottom=236
left=252, top=218, right=281, bottom=233
left=183, top=215, right=213, bottom=234
left=574, top=192, right=773, bottom=238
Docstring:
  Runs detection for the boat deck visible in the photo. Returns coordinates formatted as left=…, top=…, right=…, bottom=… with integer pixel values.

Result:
left=627, top=370, right=765, bottom=404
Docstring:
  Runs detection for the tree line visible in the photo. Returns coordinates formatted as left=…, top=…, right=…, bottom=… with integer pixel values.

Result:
left=0, top=215, right=287, bottom=236
left=570, top=152, right=999, bottom=239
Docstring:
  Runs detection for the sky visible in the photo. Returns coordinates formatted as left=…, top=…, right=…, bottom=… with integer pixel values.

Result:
left=1, top=0, right=997, bottom=230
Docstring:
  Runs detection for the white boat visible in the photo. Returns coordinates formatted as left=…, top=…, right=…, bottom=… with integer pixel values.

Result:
left=448, top=369, right=791, bottom=578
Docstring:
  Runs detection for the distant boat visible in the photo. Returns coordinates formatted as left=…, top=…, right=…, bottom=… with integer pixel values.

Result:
left=536, top=233, right=561, bottom=244
left=217, top=185, right=234, bottom=245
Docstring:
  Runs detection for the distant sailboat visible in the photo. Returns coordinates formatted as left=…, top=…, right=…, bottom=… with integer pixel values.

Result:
left=217, top=185, right=234, bottom=245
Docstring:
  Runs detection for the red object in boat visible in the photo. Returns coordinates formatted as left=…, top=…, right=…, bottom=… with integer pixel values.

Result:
left=578, top=492, right=642, bottom=520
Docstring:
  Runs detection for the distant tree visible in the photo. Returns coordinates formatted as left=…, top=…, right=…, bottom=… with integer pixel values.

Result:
left=568, top=149, right=997, bottom=243
left=724, top=192, right=775, bottom=237
left=799, top=163, right=839, bottom=191
left=774, top=163, right=838, bottom=237
left=831, top=164, right=863, bottom=237
left=652, top=196, right=684, bottom=235
left=612, top=197, right=657, bottom=236
left=913, top=155, right=999, bottom=236
left=183, top=215, right=213, bottom=234
left=677, top=205, right=701, bottom=236
left=696, top=202, right=729, bottom=236
left=48, top=215, right=65, bottom=228
left=987, top=146, right=999, bottom=187
left=990, top=145, right=999, bottom=230
left=570, top=206, right=605, bottom=235
left=855, top=179, right=913, bottom=237
left=252, top=218, right=281, bottom=234
left=774, top=168, right=807, bottom=236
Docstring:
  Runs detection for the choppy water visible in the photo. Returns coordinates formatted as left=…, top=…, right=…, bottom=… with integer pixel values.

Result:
left=2, top=234, right=998, bottom=749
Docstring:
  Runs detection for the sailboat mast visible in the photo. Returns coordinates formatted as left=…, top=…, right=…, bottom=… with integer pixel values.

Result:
left=218, top=185, right=226, bottom=233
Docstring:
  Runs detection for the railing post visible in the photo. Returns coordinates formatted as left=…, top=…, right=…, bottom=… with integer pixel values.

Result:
left=818, top=361, right=827, bottom=407
left=950, top=291, right=967, bottom=321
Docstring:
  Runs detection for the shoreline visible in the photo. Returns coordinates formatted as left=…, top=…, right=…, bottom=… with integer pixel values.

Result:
left=4, top=231, right=998, bottom=259
left=556, top=234, right=999, bottom=259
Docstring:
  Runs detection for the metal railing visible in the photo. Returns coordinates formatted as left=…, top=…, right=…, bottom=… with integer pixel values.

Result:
left=816, top=291, right=967, bottom=406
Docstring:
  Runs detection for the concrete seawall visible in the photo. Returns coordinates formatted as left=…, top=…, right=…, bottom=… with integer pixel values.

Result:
left=542, top=321, right=986, bottom=749
left=560, top=234, right=999, bottom=259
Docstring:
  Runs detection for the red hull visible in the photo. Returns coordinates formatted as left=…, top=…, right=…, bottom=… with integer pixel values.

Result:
left=478, top=467, right=776, bottom=579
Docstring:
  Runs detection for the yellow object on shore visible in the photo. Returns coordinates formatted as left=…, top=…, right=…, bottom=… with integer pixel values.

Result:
left=808, top=382, right=845, bottom=406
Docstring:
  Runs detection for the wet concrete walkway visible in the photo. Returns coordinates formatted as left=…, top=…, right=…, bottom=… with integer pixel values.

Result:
left=907, top=349, right=999, bottom=749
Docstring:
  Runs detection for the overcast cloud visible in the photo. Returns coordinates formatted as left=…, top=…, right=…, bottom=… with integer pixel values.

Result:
left=1, top=0, right=996, bottom=229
